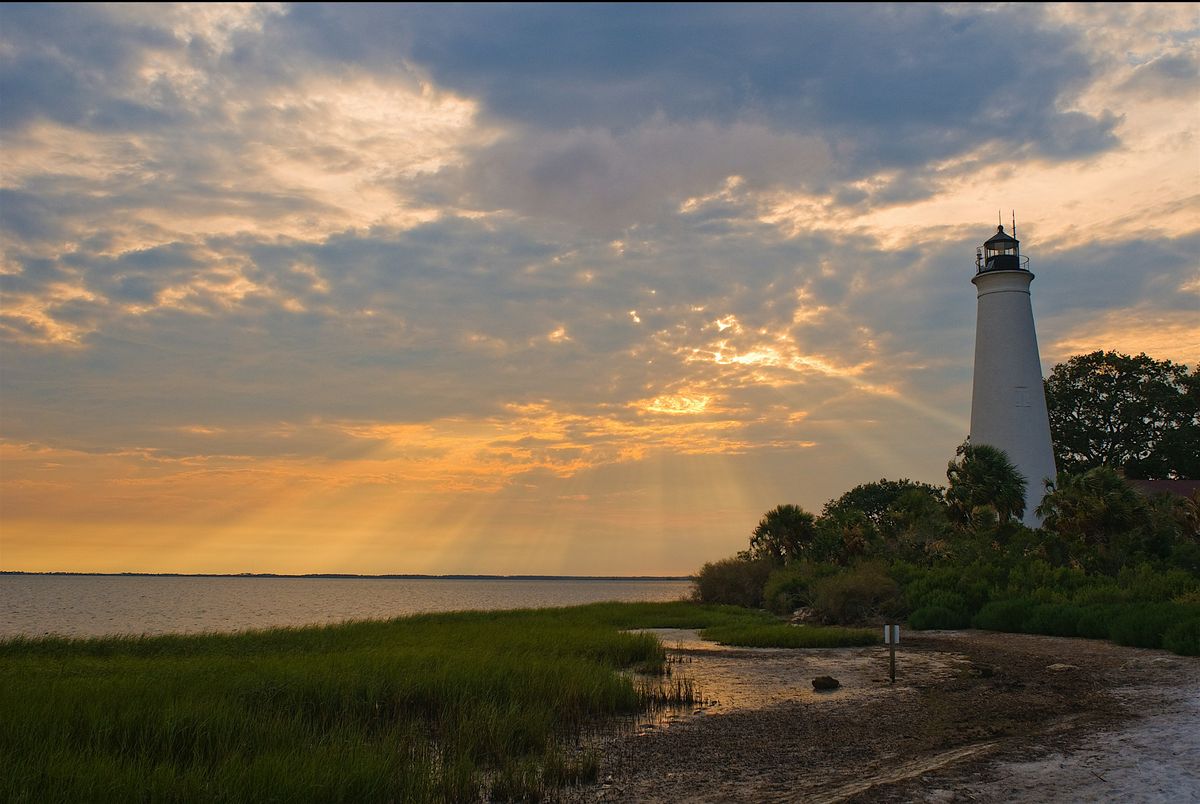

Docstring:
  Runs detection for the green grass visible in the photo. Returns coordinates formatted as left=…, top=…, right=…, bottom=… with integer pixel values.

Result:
left=698, top=623, right=880, bottom=648
left=0, top=601, right=769, bottom=803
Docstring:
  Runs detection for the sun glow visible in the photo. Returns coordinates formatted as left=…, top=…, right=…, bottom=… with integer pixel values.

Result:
left=3, top=4, right=1196, bottom=576
left=1046, top=310, right=1200, bottom=365
left=639, top=394, right=713, bottom=415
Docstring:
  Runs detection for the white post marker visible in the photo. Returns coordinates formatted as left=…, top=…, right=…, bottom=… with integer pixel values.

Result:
left=884, top=625, right=900, bottom=683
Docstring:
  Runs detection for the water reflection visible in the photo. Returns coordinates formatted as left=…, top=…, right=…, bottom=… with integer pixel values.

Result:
left=630, top=628, right=966, bottom=723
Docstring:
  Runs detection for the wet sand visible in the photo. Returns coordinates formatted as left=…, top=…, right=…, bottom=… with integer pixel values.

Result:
left=566, top=630, right=1200, bottom=802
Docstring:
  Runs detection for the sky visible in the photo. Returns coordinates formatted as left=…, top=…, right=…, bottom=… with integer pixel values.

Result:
left=1, top=3, right=1197, bottom=576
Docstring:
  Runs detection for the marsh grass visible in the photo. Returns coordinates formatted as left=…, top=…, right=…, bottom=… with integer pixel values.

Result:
left=0, top=600, right=765, bottom=802
left=699, top=623, right=880, bottom=648
left=636, top=676, right=698, bottom=707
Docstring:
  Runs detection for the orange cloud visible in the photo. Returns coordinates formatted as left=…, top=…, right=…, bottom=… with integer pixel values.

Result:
left=1046, top=309, right=1200, bottom=365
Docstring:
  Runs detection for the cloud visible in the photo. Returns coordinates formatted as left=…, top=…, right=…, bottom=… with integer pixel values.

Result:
left=0, top=4, right=182, bottom=131
left=1045, top=308, right=1200, bottom=367
left=1, top=4, right=1197, bottom=573
left=1119, top=53, right=1200, bottom=98
left=424, top=121, right=832, bottom=231
left=1035, top=233, right=1200, bottom=316
left=401, top=5, right=1116, bottom=160
left=379, top=4, right=1125, bottom=230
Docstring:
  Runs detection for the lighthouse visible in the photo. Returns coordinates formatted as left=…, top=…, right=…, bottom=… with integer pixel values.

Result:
left=969, top=223, right=1057, bottom=526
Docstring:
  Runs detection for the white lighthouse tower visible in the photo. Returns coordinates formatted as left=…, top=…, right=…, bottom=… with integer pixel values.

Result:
left=969, top=222, right=1057, bottom=526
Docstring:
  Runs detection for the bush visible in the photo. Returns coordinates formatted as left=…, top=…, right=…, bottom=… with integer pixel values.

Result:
left=1024, top=604, right=1083, bottom=637
left=1006, top=560, right=1091, bottom=601
left=1169, top=542, right=1200, bottom=574
left=810, top=562, right=902, bottom=624
left=1175, top=589, right=1200, bottom=605
left=1072, top=585, right=1128, bottom=607
left=909, top=606, right=970, bottom=630
left=1117, top=564, right=1200, bottom=602
left=1163, top=618, right=1200, bottom=656
left=1074, top=605, right=1118, bottom=640
left=762, top=562, right=838, bottom=614
left=692, top=558, right=775, bottom=608
left=972, top=598, right=1038, bottom=632
left=1109, top=603, right=1199, bottom=649
left=911, top=589, right=967, bottom=614
left=900, top=562, right=997, bottom=615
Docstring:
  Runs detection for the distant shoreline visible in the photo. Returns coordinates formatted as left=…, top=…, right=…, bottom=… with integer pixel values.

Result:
left=0, top=571, right=690, bottom=581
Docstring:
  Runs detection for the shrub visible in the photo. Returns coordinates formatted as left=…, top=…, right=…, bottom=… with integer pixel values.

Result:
left=910, top=589, right=967, bottom=615
left=1024, top=604, right=1083, bottom=637
left=1117, top=564, right=1200, bottom=602
left=972, top=598, right=1038, bottom=632
left=1006, top=560, right=1091, bottom=600
left=888, top=561, right=925, bottom=588
left=692, top=558, right=775, bottom=608
left=762, top=561, right=838, bottom=614
left=909, top=606, right=970, bottom=630
left=1072, top=585, right=1128, bottom=607
left=902, top=564, right=998, bottom=614
left=1169, top=542, right=1200, bottom=574
left=1163, top=619, right=1200, bottom=656
left=810, top=562, right=902, bottom=624
left=1109, top=603, right=1192, bottom=649
left=1074, top=605, right=1118, bottom=640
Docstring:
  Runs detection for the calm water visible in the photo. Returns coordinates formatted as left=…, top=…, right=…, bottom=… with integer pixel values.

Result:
left=0, top=575, right=692, bottom=638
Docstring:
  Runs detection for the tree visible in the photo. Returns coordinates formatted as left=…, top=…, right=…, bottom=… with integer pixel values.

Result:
left=693, top=557, right=775, bottom=607
left=821, top=478, right=944, bottom=528
left=748, top=504, right=819, bottom=564
left=1036, top=467, right=1153, bottom=572
left=1036, top=468, right=1150, bottom=545
left=1044, top=351, right=1197, bottom=479
left=879, top=488, right=954, bottom=561
left=945, top=441, right=1027, bottom=527
left=816, top=508, right=873, bottom=565
left=821, top=478, right=948, bottom=563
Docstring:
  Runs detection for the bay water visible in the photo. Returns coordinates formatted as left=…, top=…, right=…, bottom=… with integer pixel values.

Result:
left=0, top=574, right=692, bottom=638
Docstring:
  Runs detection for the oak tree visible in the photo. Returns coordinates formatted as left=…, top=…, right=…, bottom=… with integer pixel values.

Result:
left=1044, top=351, right=1197, bottom=479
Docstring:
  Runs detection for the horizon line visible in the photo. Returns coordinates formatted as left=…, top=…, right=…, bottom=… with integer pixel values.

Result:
left=0, top=571, right=692, bottom=581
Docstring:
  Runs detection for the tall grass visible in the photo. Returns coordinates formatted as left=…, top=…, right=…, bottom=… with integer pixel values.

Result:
left=699, top=623, right=879, bottom=648
left=0, top=601, right=766, bottom=803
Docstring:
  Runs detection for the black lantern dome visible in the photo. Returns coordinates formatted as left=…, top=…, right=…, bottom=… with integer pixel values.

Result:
left=976, top=224, right=1027, bottom=273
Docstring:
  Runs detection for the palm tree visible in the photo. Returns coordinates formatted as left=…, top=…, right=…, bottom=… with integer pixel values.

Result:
left=749, top=504, right=819, bottom=563
left=945, top=441, right=1027, bottom=527
left=1036, top=467, right=1151, bottom=545
left=1036, top=467, right=1152, bottom=571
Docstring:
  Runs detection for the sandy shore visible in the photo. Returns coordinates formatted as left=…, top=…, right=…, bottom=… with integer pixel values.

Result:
left=565, top=630, right=1200, bottom=803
